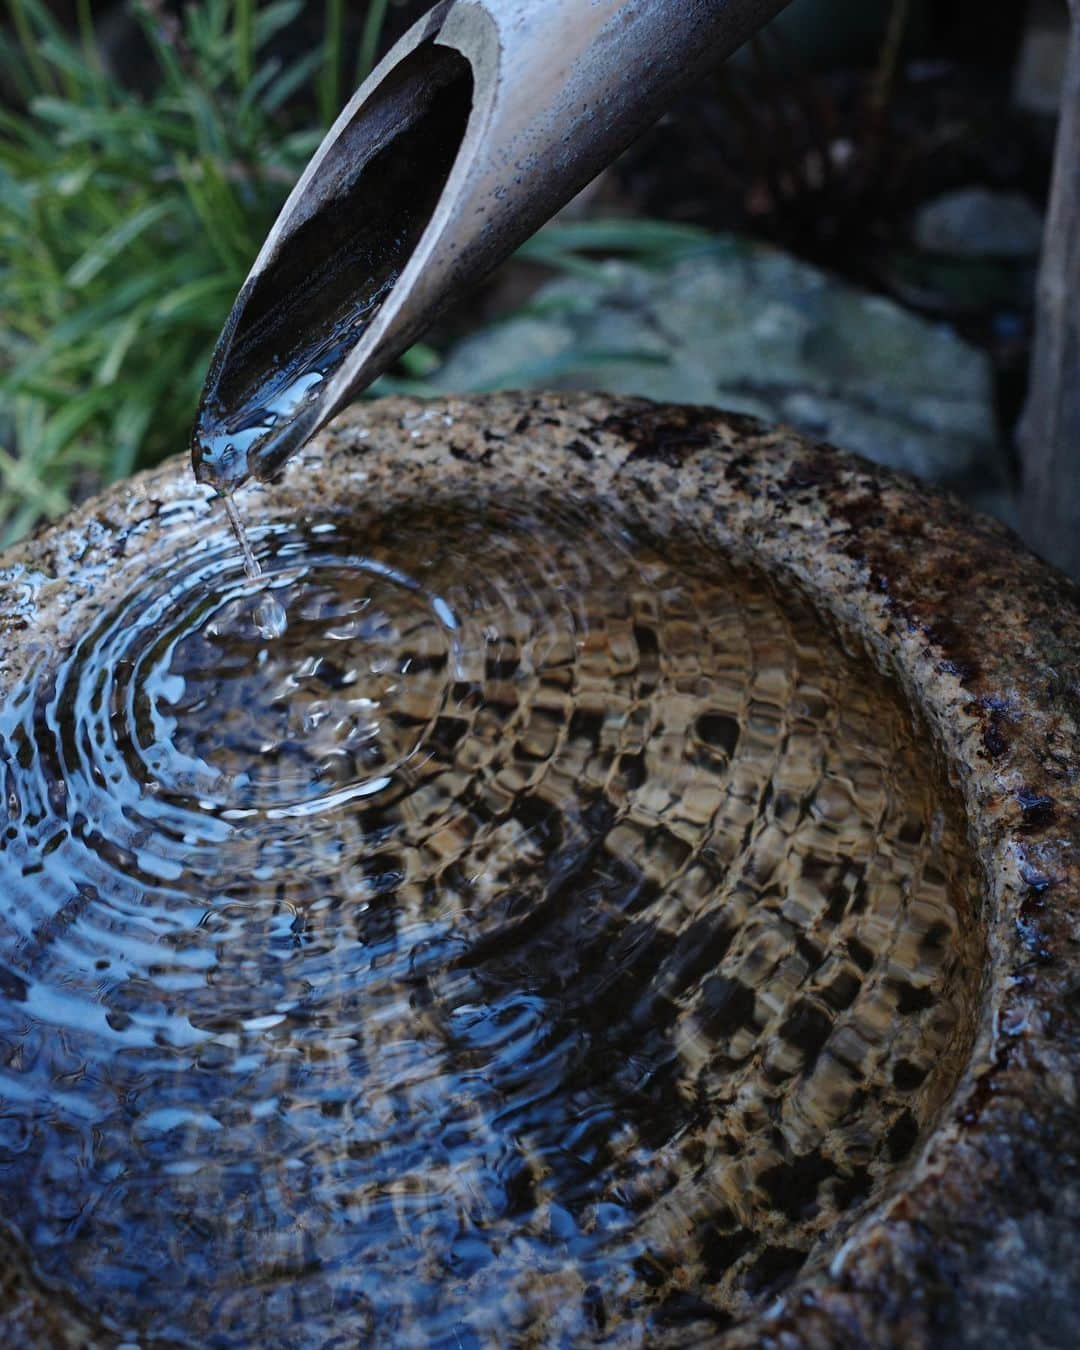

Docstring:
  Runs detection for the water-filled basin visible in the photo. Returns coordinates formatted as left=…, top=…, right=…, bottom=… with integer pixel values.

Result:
left=0, top=394, right=1076, bottom=1346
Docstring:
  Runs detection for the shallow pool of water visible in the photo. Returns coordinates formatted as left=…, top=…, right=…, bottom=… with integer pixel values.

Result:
left=0, top=497, right=983, bottom=1344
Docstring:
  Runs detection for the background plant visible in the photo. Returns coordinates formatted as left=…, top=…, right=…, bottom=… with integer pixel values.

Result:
left=0, top=0, right=711, bottom=547
left=0, top=0, right=369, bottom=545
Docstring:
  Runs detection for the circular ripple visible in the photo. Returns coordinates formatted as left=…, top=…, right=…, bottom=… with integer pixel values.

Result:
left=0, top=496, right=983, bottom=1345
left=73, top=533, right=451, bottom=821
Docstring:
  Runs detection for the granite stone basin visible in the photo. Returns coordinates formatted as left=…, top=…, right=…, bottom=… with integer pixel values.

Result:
left=0, top=393, right=1076, bottom=1346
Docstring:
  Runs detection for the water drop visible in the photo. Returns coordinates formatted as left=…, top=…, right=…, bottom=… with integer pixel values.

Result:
left=253, top=592, right=288, bottom=641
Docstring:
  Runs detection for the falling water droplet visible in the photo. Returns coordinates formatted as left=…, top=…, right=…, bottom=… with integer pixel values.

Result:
left=253, top=592, right=288, bottom=640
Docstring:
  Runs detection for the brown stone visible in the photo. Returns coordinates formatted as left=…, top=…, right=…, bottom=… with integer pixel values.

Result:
left=0, top=393, right=1076, bottom=1346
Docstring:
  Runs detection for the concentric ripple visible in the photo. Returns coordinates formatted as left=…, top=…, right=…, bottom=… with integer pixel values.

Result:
left=0, top=497, right=983, bottom=1345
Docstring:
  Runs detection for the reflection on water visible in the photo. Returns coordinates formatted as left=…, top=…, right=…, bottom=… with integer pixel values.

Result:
left=0, top=499, right=983, bottom=1345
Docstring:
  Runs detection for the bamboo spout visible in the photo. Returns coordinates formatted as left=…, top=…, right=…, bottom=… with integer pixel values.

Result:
left=191, top=0, right=791, bottom=491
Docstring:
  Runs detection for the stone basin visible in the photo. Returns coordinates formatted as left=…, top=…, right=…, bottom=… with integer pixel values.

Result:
left=0, top=393, right=1076, bottom=1346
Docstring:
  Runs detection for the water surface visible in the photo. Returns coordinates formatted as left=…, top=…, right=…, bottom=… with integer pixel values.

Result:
left=0, top=498, right=983, bottom=1344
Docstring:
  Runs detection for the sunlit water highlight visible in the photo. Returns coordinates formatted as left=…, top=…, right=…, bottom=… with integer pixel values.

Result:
left=0, top=499, right=983, bottom=1345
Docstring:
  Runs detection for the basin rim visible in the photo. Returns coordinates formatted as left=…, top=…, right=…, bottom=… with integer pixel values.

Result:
left=1, top=391, right=1077, bottom=1347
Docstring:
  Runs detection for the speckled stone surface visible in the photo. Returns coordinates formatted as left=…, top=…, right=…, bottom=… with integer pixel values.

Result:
left=0, top=392, right=1077, bottom=1346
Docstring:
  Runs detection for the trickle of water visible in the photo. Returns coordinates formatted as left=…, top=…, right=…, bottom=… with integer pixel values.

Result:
left=221, top=493, right=289, bottom=640
left=221, top=492, right=261, bottom=579
left=0, top=497, right=984, bottom=1345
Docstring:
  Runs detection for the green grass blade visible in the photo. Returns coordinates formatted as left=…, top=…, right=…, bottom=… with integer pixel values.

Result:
left=357, top=0, right=390, bottom=83
left=65, top=200, right=174, bottom=288
left=319, top=0, right=346, bottom=127
left=7, top=0, right=56, bottom=94
left=234, top=0, right=255, bottom=87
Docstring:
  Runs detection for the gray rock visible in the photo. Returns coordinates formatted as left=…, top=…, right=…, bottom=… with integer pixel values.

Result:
left=1013, top=0, right=1070, bottom=115
left=430, top=236, right=1007, bottom=496
left=914, top=188, right=1044, bottom=258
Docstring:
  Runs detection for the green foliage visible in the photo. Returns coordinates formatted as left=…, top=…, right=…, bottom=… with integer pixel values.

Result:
left=0, top=0, right=364, bottom=546
left=515, top=218, right=712, bottom=278
left=0, top=0, right=713, bottom=548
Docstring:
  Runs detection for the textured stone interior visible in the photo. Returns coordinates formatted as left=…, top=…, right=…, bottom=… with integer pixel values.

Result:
left=0, top=394, right=1075, bottom=1347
